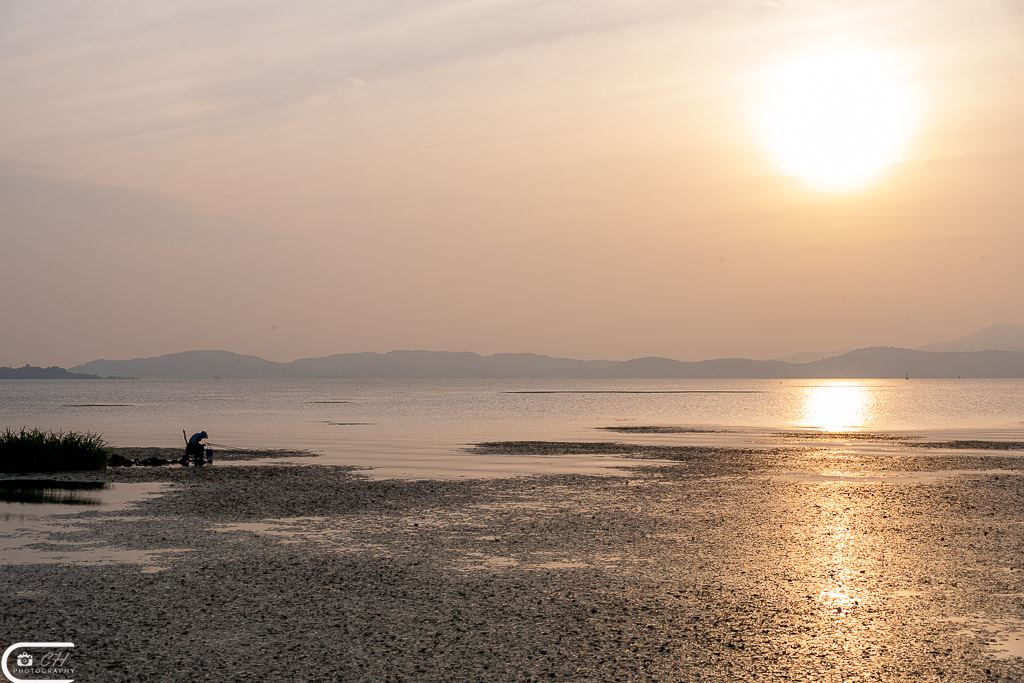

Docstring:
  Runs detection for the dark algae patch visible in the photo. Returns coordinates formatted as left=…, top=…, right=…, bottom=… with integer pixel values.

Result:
left=597, top=426, right=728, bottom=434
left=62, top=403, right=134, bottom=407
left=469, top=440, right=772, bottom=459
left=505, top=390, right=763, bottom=394
left=595, top=427, right=917, bottom=440
left=910, top=440, right=1024, bottom=451
left=771, top=430, right=916, bottom=440
left=467, top=441, right=799, bottom=478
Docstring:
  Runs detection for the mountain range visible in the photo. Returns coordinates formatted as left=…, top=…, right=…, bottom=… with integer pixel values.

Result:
left=917, top=322, right=1024, bottom=353
left=63, top=323, right=1024, bottom=380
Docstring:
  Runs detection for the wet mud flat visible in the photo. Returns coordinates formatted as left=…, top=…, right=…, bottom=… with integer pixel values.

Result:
left=4, top=444, right=1024, bottom=681
left=110, top=446, right=316, bottom=463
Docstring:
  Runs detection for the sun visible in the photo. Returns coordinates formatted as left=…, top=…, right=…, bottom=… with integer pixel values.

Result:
left=755, top=48, right=918, bottom=191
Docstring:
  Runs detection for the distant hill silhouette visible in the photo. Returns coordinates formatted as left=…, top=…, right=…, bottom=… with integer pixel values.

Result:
left=775, top=348, right=853, bottom=364
left=802, top=347, right=1024, bottom=378
left=73, top=350, right=616, bottom=380
left=0, top=365, right=105, bottom=379
left=289, top=350, right=617, bottom=379
left=73, top=350, right=292, bottom=380
left=591, top=356, right=797, bottom=379
left=918, top=323, right=1024, bottom=353
left=70, top=347, right=1024, bottom=379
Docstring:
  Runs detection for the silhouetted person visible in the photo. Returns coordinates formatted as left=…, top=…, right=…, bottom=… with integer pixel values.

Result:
left=184, top=430, right=208, bottom=466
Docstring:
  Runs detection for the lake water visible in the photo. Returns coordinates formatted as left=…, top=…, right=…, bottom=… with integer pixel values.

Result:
left=2, top=378, right=1023, bottom=478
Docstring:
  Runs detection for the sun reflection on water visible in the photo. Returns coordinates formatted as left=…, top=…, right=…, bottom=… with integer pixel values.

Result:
left=815, top=495, right=859, bottom=610
left=798, top=382, right=877, bottom=431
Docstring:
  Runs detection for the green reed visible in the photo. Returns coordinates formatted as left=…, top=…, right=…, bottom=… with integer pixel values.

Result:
left=0, top=428, right=111, bottom=472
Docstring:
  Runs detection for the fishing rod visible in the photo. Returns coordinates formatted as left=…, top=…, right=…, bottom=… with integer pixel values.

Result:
left=204, top=442, right=253, bottom=452
left=183, top=429, right=251, bottom=452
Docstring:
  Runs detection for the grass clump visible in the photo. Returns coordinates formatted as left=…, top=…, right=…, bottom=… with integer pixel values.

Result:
left=0, top=428, right=111, bottom=472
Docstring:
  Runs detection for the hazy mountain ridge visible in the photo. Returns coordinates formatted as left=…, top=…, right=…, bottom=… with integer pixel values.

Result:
left=775, top=348, right=853, bottom=364
left=804, top=346, right=1024, bottom=378
left=287, top=350, right=616, bottom=379
left=918, top=323, right=1024, bottom=353
left=71, top=350, right=617, bottom=380
left=72, top=350, right=293, bottom=380
left=69, top=346, right=1024, bottom=379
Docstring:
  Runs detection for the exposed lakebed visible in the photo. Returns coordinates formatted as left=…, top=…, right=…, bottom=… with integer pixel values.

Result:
left=3, top=434, right=1024, bottom=680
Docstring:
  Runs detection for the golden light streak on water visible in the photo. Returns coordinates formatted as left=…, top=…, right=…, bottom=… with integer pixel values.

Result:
left=798, top=381, right=877, bottom=431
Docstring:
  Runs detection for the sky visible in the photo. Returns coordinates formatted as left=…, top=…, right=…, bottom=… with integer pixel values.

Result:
left=1, top=0, right=1022, bottom=367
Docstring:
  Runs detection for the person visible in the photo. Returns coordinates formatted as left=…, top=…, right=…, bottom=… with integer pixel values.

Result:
left=185, top=430, right=208, bottom=465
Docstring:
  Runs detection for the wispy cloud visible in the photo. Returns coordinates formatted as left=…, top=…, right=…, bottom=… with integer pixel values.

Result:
left=1, top=1, right=705, bottom=147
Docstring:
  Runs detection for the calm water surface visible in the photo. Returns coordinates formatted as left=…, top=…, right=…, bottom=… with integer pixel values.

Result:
left=2, top=379, right=1023, bottom=477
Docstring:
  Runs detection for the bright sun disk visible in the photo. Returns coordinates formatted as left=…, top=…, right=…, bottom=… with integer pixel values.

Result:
left=756, top=48, right=918, bottom=191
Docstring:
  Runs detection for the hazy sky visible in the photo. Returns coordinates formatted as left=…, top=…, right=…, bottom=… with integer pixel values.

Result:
left=2, top=0, right=1022, bottom=367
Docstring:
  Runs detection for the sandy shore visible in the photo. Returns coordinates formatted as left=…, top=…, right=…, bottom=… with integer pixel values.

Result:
left=4, top=441, right=1024, bottom=681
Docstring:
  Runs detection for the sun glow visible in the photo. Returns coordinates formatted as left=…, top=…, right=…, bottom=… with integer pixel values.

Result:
left=756, top=48, right=918, bottom=191
left=799, top=382, right=876, bottom=431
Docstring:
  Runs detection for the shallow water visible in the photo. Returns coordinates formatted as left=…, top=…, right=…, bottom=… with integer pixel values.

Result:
left=2, top=378, right=1023, bottom=477
left=0, top=482, right=180, bottom=570
left=0, top=479, right=107, bottom=505
left=0, top=481, right=170, bottom=522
